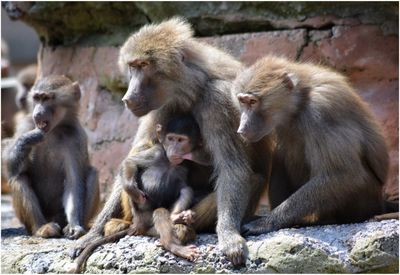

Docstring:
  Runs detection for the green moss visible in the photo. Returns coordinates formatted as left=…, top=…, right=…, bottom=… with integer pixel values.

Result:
left=98, top=75, right=127, bottom=100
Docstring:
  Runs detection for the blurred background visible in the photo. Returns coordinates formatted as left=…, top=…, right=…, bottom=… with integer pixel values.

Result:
left=1, top=2, right=398, bottom=208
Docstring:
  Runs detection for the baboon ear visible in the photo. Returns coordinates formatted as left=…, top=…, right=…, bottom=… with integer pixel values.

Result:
left=284, top=72, right=298, bottom=90
left=156, top=124, right=163, bottom=142
left=72, top=82, right=81, bottom=101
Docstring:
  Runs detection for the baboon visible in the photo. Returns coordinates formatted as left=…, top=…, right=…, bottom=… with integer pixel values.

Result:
left=73, top=18, right=272, bottom=265
left=15, top=64, right=38, bottom=112
left=232, top=55, right=389, bottom=235
left=72, top=114, right=207, bottom=273
left=4, top=75, right=100, bottom=239
left=1, top=65, right=37, bottom=193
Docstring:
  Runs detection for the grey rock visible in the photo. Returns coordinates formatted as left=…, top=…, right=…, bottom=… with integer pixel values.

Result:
left=2, top=2, right=397, bottom=46
left=2, top=220, right=398, bottom=273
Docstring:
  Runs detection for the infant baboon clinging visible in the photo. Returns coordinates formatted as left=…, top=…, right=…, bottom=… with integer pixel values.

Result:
left=72, top=114, right=207, bottom=273
left=232, top=55, right=389, bottom=235
left=74, top=18, right=273, bottom=265
left=4, top=75, right=99, bottom=239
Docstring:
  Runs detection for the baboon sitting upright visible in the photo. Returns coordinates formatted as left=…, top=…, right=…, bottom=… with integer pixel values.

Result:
left=4, top=75, right=99, bottom=239
left=232, top=55, right=389, bottom=235
left=73, top=18, right=272, bottom=265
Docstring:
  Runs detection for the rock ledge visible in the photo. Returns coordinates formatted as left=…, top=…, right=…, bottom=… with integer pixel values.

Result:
left=1, top=220, right=398, bottom=273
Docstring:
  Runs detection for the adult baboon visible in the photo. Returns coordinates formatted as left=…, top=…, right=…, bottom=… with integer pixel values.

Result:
left=4, top=75, right=99, bottom=239
left=74, top=18, right=272, bottom=265
left=232, top=55, right=389, bottom=235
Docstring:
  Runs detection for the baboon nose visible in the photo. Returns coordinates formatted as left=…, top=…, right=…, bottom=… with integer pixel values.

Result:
left=122, top=97, right=132, bottom=105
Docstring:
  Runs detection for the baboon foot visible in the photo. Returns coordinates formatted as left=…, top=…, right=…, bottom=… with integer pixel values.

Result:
left=169, top=243, right=199, bottom=262
left=63, top=224, right=86, bottom=239
left=35, top=222, right=62, bottom=238
left=241, top=216, right=276, bottom=236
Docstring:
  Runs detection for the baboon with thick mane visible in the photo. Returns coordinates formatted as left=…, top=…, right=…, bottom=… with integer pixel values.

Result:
left=73, top=18, right=272, bottom=265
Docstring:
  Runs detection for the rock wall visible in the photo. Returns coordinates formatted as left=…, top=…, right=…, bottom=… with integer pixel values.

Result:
left=3, top=2, right=398, bottom=201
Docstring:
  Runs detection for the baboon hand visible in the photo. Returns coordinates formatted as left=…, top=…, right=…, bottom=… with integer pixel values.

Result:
left=171, top=210, right=196, bottom=225
left=19, top=128, right=45, bottom=146
left=63, top=224, right=86, bottom=240
left=241, top=217, right=276, bottom=236
left=219, top=231, right=248, bottom=266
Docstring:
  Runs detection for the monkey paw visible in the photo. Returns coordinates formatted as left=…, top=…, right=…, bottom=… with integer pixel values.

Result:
left=219, top=232, right=248, bottom=266
left=35, top=222, right=62, bottom=238
left=180, top=244, right=200, bottom=262
left=63, top=224, right=86, bottom=240
left=21, top=128, right=45, bottom=145
left=169, top=243, right=199, bottom=262
left=171, top=210, right=196, bottom=225
left=241, top=217, right=276, bottom=236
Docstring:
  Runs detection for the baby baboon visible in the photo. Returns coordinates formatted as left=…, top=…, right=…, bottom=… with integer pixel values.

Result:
left=232, top=55, right=389, bottom=235
left=74, top=18, right=273, bottom=265
left=72, top=114, right=207, bottom=273
left=4, top=75, right=99, bottom=239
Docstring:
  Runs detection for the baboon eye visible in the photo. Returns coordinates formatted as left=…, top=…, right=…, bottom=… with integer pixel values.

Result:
left=32, top=94, right=40, bottom=101
left=139, top=61, right=150, bottom=68
left=249, top=99, right=257, bottom=105
left=178, top=138, right=183, bottom=142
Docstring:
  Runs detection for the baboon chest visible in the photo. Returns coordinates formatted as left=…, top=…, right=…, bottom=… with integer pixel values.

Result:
left=28, top=137, right=69, bottom=195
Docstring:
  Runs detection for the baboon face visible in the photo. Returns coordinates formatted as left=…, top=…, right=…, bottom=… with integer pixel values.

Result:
left=156, top=124, right=193, bottom=166
left=31, top=76, right=81, bottom=133
left=122, top=59, right=170, bottom=117
left=236, top=93, right=274, bottom=142
left=16, top=83, right=30, bottom=110
left=235, top=68, right=296, bottom=142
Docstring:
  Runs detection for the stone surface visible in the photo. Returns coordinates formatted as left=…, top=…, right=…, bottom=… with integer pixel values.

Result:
left=2, top=218, right=398, bottom=273
left=2, top=2, right=397, bottom=46
left=2, top=195, right=398, bottom=273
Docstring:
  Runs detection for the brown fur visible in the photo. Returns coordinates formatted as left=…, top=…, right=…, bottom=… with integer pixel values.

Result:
left=73, top=18, right=272, bottom=266
left=233, top=55, right=389, bottom=235
left=3, top=75, right=100, bottom=238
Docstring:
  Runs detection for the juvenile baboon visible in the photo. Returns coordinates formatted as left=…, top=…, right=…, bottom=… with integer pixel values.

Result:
left=73, top=18, right=272, bottom=265
left=4, top=75, right=100, bottom=239
left=72, top=114, right=206, bottom=273
left=232, top=55, right=389, bottom=235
